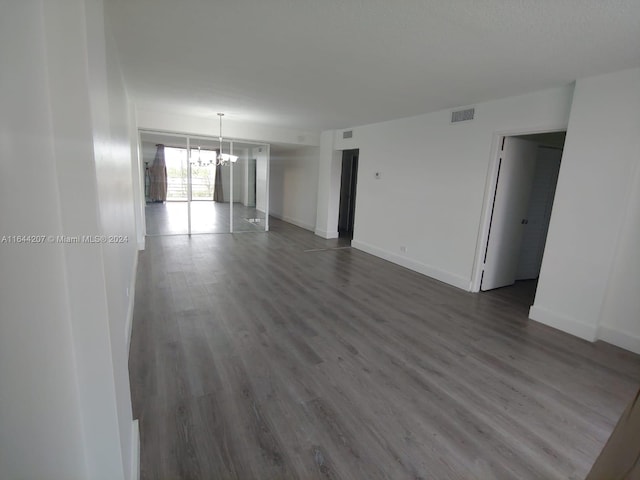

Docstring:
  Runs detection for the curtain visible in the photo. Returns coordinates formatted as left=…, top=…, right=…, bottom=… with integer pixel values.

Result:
left=149, top=144, right=167, bottom=202
left=213, top=152, right=224, bottom=202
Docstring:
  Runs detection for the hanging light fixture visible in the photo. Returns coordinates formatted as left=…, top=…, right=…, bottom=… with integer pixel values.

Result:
left=216, top=112, right=238, bottom=165
left=189, top=145, right=215, bottom=167
left=197, top=146, right=203, bottom=166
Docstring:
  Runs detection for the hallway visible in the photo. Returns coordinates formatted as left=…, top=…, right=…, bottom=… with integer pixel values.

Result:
left=129, top=220, right=640, bottom=479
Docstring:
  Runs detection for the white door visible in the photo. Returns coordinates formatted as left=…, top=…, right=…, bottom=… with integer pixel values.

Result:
left=481, top=137, right=538, bottom=291
left=515, top=147, right=563, bottom=280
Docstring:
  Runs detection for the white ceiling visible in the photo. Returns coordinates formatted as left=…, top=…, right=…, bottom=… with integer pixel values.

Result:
left=106, top=0, right=640, bottom=131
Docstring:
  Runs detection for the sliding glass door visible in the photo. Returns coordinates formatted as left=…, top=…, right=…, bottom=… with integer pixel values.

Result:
left=189, top=137, right=230, bottom=234
left=142, top=133, right=189, bottom=235
left=140, top=130, right=269, bottom=235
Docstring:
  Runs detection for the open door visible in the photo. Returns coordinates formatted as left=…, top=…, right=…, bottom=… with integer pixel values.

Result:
left=515, top=146, right=563, bottom=280
left=481, top=137, right=538, bottom=291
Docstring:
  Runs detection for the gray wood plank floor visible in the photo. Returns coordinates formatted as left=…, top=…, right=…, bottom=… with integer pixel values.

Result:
left=129, top=218, right=640, bottom=479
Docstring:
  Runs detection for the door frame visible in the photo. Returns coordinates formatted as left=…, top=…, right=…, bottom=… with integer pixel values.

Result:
left=338, top=149, right=359, bottom=238
left=470, top=126, right=567, bottom=292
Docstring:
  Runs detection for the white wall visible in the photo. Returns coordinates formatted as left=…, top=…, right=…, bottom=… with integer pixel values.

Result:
left=0, top=3, right=88, bottom=477
left=270, top=146, right=319, bottom=231
left=314, top=131, right=343, bottom=238
left=246, top=157, right=257, bottom=207
left=0, top=1, right=138, bottom=478
left=129, top=108, right=145, bottom=250
left=599, top=157, right=640, bottom=353
left=235, top=147, right=249, bottom=205
left=317, top=86, right=573, bottom=289
left=216, top=162, right=243, bottom=203
left=231, top=148, right=244, bottom=204
left=254, top=146, right=269, bottom=213
left=136, top=108, right=320, bottom=147
left=531, top=68, right=640, bottom=350
left=93, top=2, right=138, bottom=476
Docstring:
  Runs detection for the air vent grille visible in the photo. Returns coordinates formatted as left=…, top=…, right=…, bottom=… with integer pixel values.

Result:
left=342, top=130, right=353, bottom=139
left=451, top=108, right=475, bottom=123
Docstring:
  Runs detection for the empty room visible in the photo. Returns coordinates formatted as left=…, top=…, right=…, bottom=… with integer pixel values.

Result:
left=1, top=1, right=640, bottom=479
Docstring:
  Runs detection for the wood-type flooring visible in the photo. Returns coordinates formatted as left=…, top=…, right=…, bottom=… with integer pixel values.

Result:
left=129, top=219, right=640, bottom=479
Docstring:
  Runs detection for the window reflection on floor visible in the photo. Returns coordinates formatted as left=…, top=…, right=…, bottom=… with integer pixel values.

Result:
left=145, top=201, right=267, bottom=235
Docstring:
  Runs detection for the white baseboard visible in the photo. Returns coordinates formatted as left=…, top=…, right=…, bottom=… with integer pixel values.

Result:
left=529, top=305, right=598, bottom=341
left=269, top=212, right=315, bottom=231
left=598, top=325, right=640, bottom=355
left=131, top=419, right=140, bottom=480
left=314, top=228, right=339, bottom=239
left=351, top=239, right=471, bottom=291
left=125, top=251, right=139, bottom=353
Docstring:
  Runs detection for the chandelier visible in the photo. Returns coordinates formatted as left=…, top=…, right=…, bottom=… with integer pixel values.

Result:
left=189, top=113, right=238, bottom=167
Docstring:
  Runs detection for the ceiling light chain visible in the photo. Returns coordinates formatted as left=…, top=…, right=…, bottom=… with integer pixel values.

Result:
left=216, top=112, right=238, bottom=165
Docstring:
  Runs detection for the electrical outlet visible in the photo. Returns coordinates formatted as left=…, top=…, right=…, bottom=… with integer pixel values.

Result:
left=400, top=246, right=407, bottom=253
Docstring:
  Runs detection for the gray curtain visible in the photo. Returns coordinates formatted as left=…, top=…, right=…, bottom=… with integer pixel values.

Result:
left=149, top=144, right=167, bottom=202
left=213, top=152, right=224, bottom=202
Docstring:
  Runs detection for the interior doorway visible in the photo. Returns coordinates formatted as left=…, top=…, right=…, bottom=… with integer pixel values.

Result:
left=338, top=149, right=359, bottom=239
left=480, top=131, right=565, bottom=300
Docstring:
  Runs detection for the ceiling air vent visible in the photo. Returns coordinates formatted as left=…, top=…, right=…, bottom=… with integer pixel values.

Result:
left=451, top=108, right=475, bottom=123
left=342, top=130, right=353, bottom=139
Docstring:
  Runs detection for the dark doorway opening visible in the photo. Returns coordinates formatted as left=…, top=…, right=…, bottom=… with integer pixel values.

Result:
left=338, top=149, right=359, bottom=239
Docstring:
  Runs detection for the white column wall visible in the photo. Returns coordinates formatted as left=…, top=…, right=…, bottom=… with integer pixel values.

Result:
left=0, top=1, right=139, bottom=478
left=531, top=68, right=640, bottom=348
left=232, top=148, right=245, bottom=204
left=314, top=131, right=343, bottom=238
left=255, top=146, right=269, bottom=213
left=129, top=106, right=145, bottom=250
left=239, top=148, right=250, bottom=206
left=89, top=0, right=138, bottom=476
left=0, top=3, right=88, bottom=478
left=598, top=155, right=640, bottom=353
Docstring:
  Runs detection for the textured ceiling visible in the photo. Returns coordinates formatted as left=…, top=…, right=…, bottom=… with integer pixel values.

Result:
left=106, top=0, right=640, bottom=131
